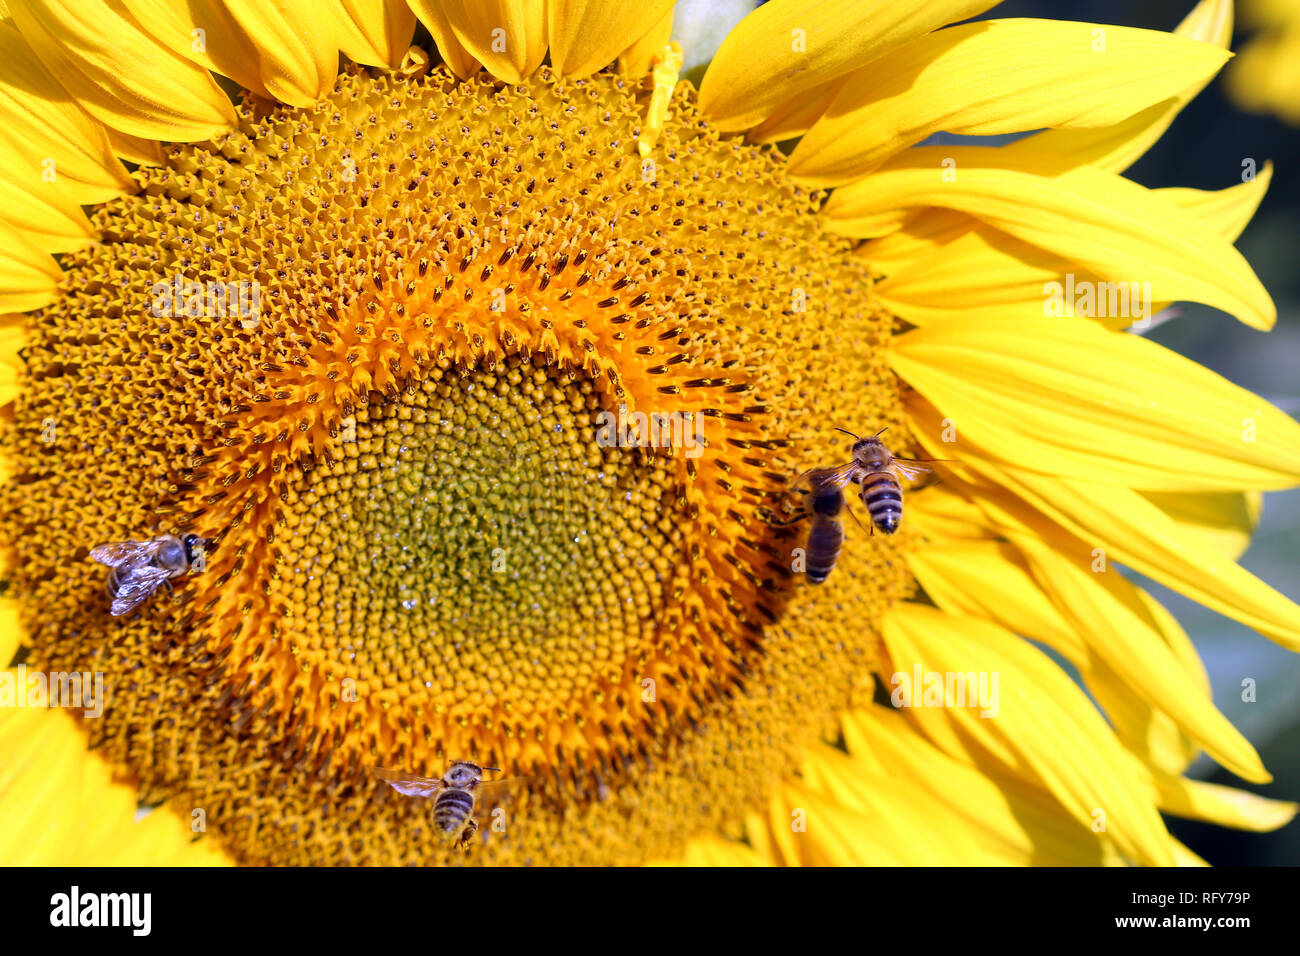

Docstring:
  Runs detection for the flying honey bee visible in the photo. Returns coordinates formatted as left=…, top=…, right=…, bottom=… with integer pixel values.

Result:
left=768, top=427, right=942, bottom=583
left=89, top=533, right=208, bottom=616
left=374, top=761, right=520, bottom=850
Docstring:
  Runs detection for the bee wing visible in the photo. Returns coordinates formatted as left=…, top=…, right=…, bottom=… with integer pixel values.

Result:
left=108, top=565, right=174, bottom=616
left=792, top=460, right=859, bottom=494
left=890, top=458, right=951, bottom=490
left=90, top=540, right=157, bottom=568
left=373, top=768, right=446, bottom=798
left=474, top=777, right=531, bottom=806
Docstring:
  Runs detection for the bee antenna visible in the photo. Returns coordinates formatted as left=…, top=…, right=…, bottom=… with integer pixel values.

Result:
left=481, top=767, right=501, bottom=773
left=834, top=426, right=862, bottom=440
left=873, top=427, right=889, bottom=438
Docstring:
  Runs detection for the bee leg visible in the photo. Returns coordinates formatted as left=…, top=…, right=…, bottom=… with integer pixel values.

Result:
left=457, top=817, right=478, bottom=850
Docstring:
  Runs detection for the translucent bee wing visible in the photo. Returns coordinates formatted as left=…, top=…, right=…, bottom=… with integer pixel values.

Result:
left=108, top=565, right=174, bottom=616
left=890, top=459, right=937, bottom=484
left=90, top=540, right=156, bottom=568
left=474, top=777, right=531, bottom=805
left=793, top=460, right=859, bottom=493
left=373, top=768, right=446, bottom=798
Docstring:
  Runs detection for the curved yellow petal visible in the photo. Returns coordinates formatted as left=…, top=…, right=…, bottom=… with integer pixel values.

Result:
left=548, top=0, right=673, bottom=77
left=333, top=0, right=417, bottom=69
left=0, top=597, right=20, bottom=665
left=407, top=0, right=480, bottom=78
left=874, top=166, right=1273, bottom=326
left=0, top=697, right=232, bottom=864
left=433, top=0, right=545, bottom=84
left=0, top=314, right=24, bottom=407
left=906, top=536, right=1201, bottom=777
left=891, top=315, right=1300, bottom=491
left=107, top=128, right=166, bottom=166
left=855, top=209, right=972, bottom=272
left=119, top=0, right=271, bottom=99
left=1143, top=491, right=1260, bottom=561
left=831, top=150, right=1275, bottom=329
left=0, top=19, right=133, bottom=204
left=1155, top=771, right=1297, bottom=832
left=883, top=603, right=1179, bottom=866
left=1008, top=0, right=1234, bottom=174
left=749, top=74, right=846, bottom=145
left=222, top=0, right=341, bottom=107
left=698, top=0, right=998, bottom=133
left=789, top=19, right=1230, bottom=186
left=0, top=169, right=97, bottom=253
left=907, top=485, right=1000, bottom=542
left=844, top=708, right=1123, bottom=865
left=6, top=0, right=236, bottom=141
left=946, top=453, right=1300, bottom=651
left=618, top=5, right=673, bottom=77
left=1013, top=535, right=1268, bottom=783
left=0, top=218, right=61, bottom=313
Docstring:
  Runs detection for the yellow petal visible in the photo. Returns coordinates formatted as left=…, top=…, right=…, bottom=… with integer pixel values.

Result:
left=617, top=5, right=672, bottom=77
left=947, top=454, right=1300, bottom=650
left=0, top=695, right=232, bottom=864
left=891, top=315, right=1300, bottom=491
left=0, top=218, right=61, bottom=313
left=874, top=167, right=1273, bottom=326
left=0, top=596, right=20, bottom=664
left=1143, top=490, right=1260, bottom=561
left=222, top=0, right=341, bottom=107
left=906, top=536, right=1201, bottom=777
left=407, top=0, right=480, bottom=78
left=829, top=151, right=1275, bottom=329
left=433, top=0, right=545, bottom=84
left=1013, top=535, right=1268, bottom=783
left=855, top=209, right=972, bottom=273
left=1155, top=771, right=1297, bottom=832
left=1007, top=0, right=1234, bottom=174
left=0, top=314, right=24, bottom=406
left=883, top=603, right=1179, bottom=866
left=333, top=0, right=417, bottom=69
left=749, top=74, right=846, bottom=145
left=698, top=0, right=999, bottom=133
left=107, top=128, right=166, bottom=166
left=844, top=708, right=1122, bottom=865
left=789, top=19, right=1230, bottom=186
left=906, top=486, right=1000, bottom=541
left=6, top=0, right=236, bottom=141
left=548, top=0, right=672, bottom=77
left=119, top=0, right=271, bottom=98
left=0, top=167, right=97, bottom=254
left=0, top=19, right=133, bottom=204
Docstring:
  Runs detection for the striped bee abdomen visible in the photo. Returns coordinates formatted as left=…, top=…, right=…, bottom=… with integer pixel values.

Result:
left=861, top=472, right=902, bottom=534
left=805, top=484, right=845, bottom=583
left=433, top=788, right=475, bottom=832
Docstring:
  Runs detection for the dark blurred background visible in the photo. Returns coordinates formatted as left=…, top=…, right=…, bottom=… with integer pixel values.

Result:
left=991, top=0, right=1300, bottom=866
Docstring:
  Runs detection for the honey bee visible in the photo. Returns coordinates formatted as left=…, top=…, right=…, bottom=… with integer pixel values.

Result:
left=374, top=761, right=519, bottom=850
left=89, top=533, right=208, bottom=616
left=770, top=427, right=941, bottom=583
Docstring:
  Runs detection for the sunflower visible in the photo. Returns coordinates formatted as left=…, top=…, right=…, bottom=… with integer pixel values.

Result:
left=1226, top=0, right=1300, bottom=123
left=1, top=0, right=1297, bottom=867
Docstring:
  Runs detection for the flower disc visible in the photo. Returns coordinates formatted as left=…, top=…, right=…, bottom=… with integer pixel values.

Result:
left=3, top=63, right=912, bottom=864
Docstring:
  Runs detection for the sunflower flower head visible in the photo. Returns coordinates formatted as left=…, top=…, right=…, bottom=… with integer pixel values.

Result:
left=1, top=0, right=1297, bottom=867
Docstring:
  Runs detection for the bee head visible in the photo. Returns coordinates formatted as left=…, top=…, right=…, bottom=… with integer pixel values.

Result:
left=181, top=534, right=208, bottom=564
left=444, top=761, right=482, bottom=788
